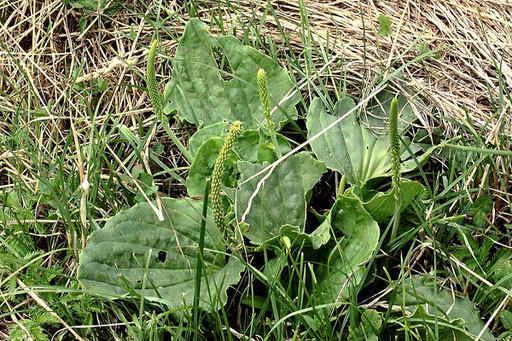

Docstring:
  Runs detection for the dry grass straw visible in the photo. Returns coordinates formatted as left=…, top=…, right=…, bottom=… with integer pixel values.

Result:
left=0, top=0, right=510, bottom=232
left=1, top=0, right=511, bottom=151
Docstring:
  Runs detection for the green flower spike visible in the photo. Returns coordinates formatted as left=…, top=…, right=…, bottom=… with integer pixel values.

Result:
left=211, top=121, right=243, bottom=238
left=147, top=40, right=163, bottom=121
left=389, top=97, right=402, bottom=240
left=257, top=69, right=281, bottom=158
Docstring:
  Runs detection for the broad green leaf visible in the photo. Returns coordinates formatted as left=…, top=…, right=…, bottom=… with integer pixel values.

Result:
left=398, top=275, right=494, bottom=341
left=78, top=198, right=244, bottom=311
left=269, top=222, right=330, bottom=250
left=263, top=252, right=288, bottom=284
left=186, top=130, right=291, bottom=196
left=276, top=204, right=336, bottom=250
left=168, top=19, right=299, bottom=129
left=468, top=194, right=493, bottom=227
left=306, top=97, right=426, bottom=186
left=189, top=124, right=291, bottom=162
left=235, top=152, right=326, bottom=245
left=361, top=89, right=417, bottom=136
left=189, top=122, right=230, bottom=157
left=315, top=196, right=380, bottom=302
left=501, top=310, right=512, bottom=331
left=492, top=256, right=512, bottom=289
left=186, top=137, right=239, bottom=197
left=236, top=129, right=291, bottom=164
left=347, top=180, right=424, bottom=223
left=134, top=172, right=158, bottom=203
left=348, top=309, right=382, bottom=341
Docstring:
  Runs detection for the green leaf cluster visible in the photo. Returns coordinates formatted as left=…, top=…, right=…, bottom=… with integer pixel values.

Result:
left=78, top=19, right=431, bottom=316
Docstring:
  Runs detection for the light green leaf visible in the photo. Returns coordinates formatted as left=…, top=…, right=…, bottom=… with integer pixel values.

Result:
left=347, top=180, right=424, bottom=223
left=78, top=198, right=244, bottom=311
left=61, top=0, right=107, bottom=10
left=189, top=124, right=291, bottom=163
left=398, top=275, right=494, bottom=341
left=307, top=97, right=388, bottom=186
left=377, top=14, right=392, bottom=36
left=315, top=196, right=380, bottom=302
left=468, top=194, right=493, bottom=227
left=237, top=129, right=291, bottom=164
left=187, top=129, right=291, bottom=197
left=235, top=152, right=326, bottom=245
left=307, top=97, right=426, bottom=186
left=189, top=122, right=230, bottom=157
left=348, top=309, right=382, bottom=340
left=270, top=222, right=330, bottom=250
left=168, top=19, right=299, bottom=129
left=276, top=203, right=336, bottom=250
left=501, top=310, right=512, bottom=331
left=186, top=137, right=239, bottom=197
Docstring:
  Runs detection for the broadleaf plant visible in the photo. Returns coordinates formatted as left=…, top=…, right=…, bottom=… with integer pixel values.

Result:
left=315, top=196, right=380, bottom=303
left=77, top=19, right=440, bottom=324
left=395, top=275, right=494, bottom=340
left=235, top=152, right=326, bottom=245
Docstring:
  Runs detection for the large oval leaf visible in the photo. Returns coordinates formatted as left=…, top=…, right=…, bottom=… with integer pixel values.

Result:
left=315, top=196, right=380, bottom=303
left=186, top=130, right=291, bottom=197
left=235, top=152, right=326, bottom=245
left=307, top=97, right=390, bottom=186
left=78, top=198, right=244, bottom=311
left=186, top=137, right=239, bottom=197
left=347, top=180, right=424, bottom=223
left=168, top=19, right=299, bottom=129
left=306, top=97, right=426, bottom=186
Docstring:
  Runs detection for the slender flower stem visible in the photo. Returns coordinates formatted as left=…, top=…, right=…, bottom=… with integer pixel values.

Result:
left=257, top=69, right=282, bottom=158
left=147, top=40, right=193, bottom=163
left=211, top=121, right=243, bottom=239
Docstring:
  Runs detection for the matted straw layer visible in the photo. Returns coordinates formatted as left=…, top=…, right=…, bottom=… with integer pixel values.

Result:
left=1, top=1, right=511, bottom=133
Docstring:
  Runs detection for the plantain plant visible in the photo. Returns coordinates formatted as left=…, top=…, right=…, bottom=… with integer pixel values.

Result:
left=76, top=21, right=493, bottom=338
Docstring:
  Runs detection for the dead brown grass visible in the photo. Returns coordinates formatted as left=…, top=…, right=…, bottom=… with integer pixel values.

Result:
left=2, top=0, right=511, bottom=136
